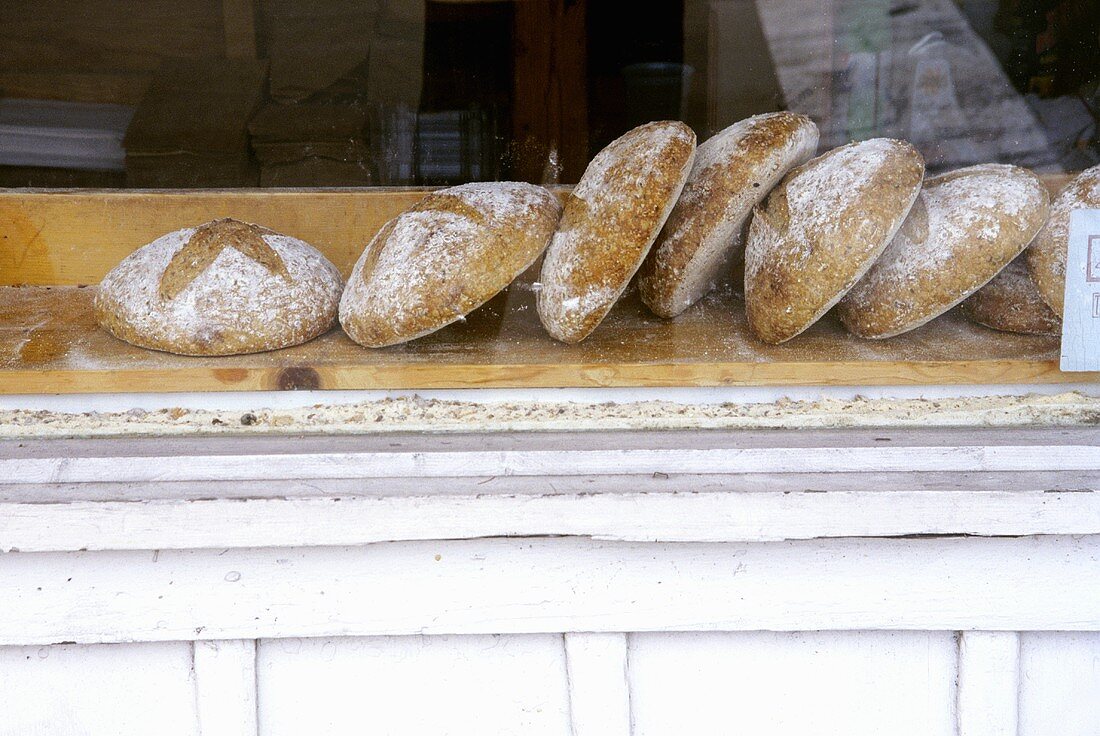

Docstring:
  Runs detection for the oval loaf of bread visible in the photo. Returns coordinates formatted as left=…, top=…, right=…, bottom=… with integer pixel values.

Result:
left=838, top=164, right=1050, bottom=339
left=340, top=182, right=560, bottom=348
left=744, top=138, right=925, bottom=344
left=1026, top=163, right=1100, bottom=316
left=538, top=121, right=696, bottom=343
left=961, top=255, right=1060, bottom=335
left=95, top=218, right=343, bottom=356
left=637, top=112, right=818, bottom=318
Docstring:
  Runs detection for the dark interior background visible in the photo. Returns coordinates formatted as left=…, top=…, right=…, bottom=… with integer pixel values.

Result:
left=0, top=0, right=1095, bottom=188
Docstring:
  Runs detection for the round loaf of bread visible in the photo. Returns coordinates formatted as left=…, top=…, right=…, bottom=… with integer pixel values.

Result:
left=637, top=112, right=819, bottom=318
left=837, top=164, right=1050, bottom=339
left=1026, top=163, right=1100, bottom=316
left=340, top=182, right=561, bottom=348
left=537, top=121, right=696, bottom=343
left=961, top=255, right=1060, bottom=335
left=744, top=138, right=925, bottom=344
left=95, top=218, right=343, bottom=356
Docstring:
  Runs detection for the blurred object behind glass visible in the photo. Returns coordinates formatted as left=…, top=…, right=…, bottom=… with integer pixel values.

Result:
left=0, top=0, right=1095, bottom=188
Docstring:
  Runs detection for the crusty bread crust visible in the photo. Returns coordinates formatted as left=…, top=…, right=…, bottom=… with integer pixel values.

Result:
left=838, top=164, right=1050, bottom=339
left=961, top=255, right=1060, bottom=335
left=638, top=112, right=818, bottom=318
left=1026, top=163, right=1100, bottom=317
left=744, top=138, right=925, bottom=344
left=95, top=218, right=343, bottom=356
left=340, top=182, right=561, bottom=348
left=537, top=121, right=696, bottom=343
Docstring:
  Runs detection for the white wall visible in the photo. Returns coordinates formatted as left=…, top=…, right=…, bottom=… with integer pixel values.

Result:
left=256, top=635, right=571, bottom=736
left=4, top=632, right=1100, bottom=735
left=0, top=642, right=198, bottom=736
left=1020, top=632, right=1100, bottom=736
left=627, top=631, right=957, bottom=736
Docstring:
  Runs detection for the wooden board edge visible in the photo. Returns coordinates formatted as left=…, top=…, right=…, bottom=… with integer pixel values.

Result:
left=0, top=360, right=1093, bottom=394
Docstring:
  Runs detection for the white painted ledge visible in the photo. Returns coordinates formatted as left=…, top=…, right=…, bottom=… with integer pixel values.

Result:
left=3, top=488, right=1100, bottom=553
left=1, top=536, right=1098, bottom=645
left=0, top=428, right=1097, bottom=552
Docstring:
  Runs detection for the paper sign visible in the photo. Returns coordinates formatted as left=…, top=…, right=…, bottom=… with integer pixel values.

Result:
left=1060, top=209, right=1100, bottom=371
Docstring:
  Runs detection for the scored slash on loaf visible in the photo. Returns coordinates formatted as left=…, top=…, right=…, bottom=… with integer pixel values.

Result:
left=744, top=138, right=926, bottom=344
left=838, top=164, right=1050, bottom=339
left=339, top=182, right=561, bottom=348
left=95, top=218, right=343, bottom=356
left=638, top=111, right=819, bottom=319
left=537, top=121, right=697, bottom=344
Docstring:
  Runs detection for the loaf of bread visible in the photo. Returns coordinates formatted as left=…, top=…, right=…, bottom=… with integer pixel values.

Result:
left=838, top=164, right=1050, bottom=338
left=637, top=112, right=818, bottom=318
left=340, top=182, right=560, bottom=347
left=95, top=218, right=343, bottom=356
left=538, top=121, right=696, bottom=343
left=961, top=255, right=1061, bottom=335
left=744, top=138, right=925, bottom=344
left=1026, top=164, right=1100, bottom=316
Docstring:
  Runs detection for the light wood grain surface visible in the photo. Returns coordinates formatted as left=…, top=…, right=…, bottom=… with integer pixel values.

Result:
left=0, top=283, right=1086, bottom=392
left=0, top=184, right=1091, bottom=393
left=0, top=189, right=432, bottom=285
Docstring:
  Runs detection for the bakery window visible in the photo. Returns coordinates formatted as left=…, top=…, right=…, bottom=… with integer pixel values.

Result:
left=0, top=0, right=1096, bottom=188
left=1, top=0, right=1098, bottom=392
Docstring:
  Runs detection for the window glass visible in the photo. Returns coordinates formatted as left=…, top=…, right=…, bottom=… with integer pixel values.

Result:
left=0, top=0, right=1095, bottom=188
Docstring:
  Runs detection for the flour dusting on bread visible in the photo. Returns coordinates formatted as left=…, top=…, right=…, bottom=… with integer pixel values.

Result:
left=962, top=255, right=1060, bottom=335
left=1025, top=163, right=1100, bottom=316
left=340, top=182, right=560, bottom=347
left=639, top=112, right=819, bottom=318
left=95, top=220, right=343, bottom=356
left=838, top=164, right=1050, bottom=338
left=538, top=121, right=696, bottom=343
left=744, top=137, right=925, bottom=344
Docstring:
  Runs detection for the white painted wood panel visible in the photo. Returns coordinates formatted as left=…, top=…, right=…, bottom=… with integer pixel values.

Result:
left=627, top=631, right=957, bottom=736
left=12, top=428, right=1097, bottom=463
left=4, top=469, right=1097, bottom=504
left=564, top=633, right=631, bottom=736
left=7, top=443, right=1100, bottom=485
left=1019, top=632, right=1100, bottom=735
left=0, top=641, right=199, bottom=736
left=5, top=489, right=1100, bottom=553
left=2, top=537, right=1098, bottom=645
left=256, top=635, right=571, bottom=736
left=193, top=639, right=257, bottom=736
left=956, top=631, right=1019, bottom=736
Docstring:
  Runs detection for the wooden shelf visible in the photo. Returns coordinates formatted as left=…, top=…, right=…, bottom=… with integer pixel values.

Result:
left=0, top=187, right=1093, bottom=394
left=0, top=282, right=1085, bottom=393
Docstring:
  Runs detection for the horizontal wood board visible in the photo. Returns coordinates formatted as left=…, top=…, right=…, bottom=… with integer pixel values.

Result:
left=0, top=185, right=1094, bottom=393
left=3, top=536, right=1100, bottom=644
left=4, top=428, right=1098, bottom=552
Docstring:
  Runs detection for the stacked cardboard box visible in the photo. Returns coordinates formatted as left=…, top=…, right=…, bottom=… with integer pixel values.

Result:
left=123, top=58, right=267, bottom=187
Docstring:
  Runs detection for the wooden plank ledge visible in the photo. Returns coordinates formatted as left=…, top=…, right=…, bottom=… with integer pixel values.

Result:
left=2, top=428, right=1098, bottom=552
left=0, top=283, right=1092, bottom=392
left=0, top=184, right=1093, bottom=393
